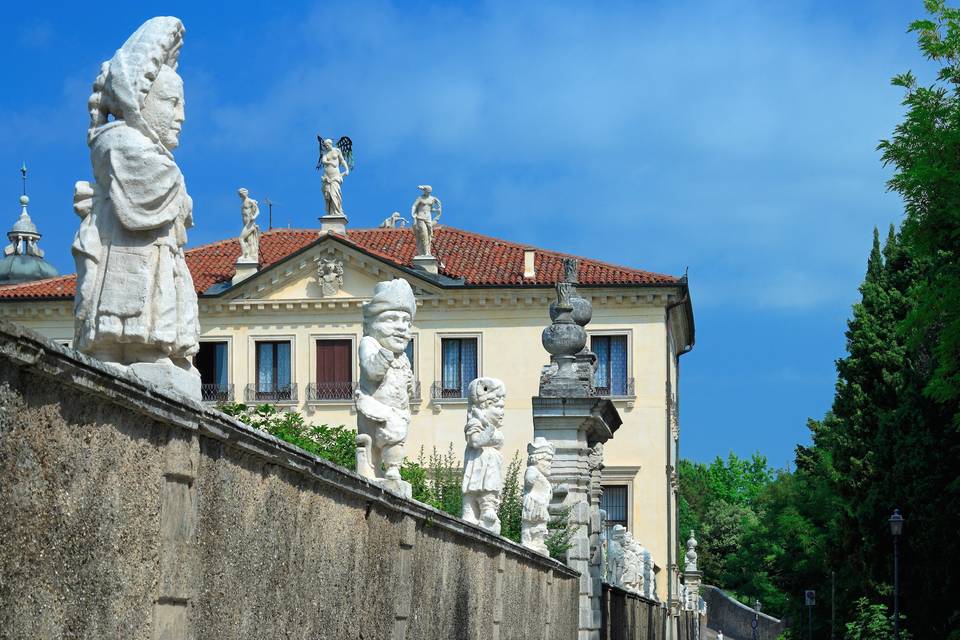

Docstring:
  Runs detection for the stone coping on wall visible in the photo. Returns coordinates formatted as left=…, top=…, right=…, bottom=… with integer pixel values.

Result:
left=0, top=319, right=578, bottom=577
left=701, top=584, right=782, bottom=624
left=603, top=582, right=664, bottom=608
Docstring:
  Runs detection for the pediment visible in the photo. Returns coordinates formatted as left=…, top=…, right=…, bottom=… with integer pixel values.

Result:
left=221, top=237, right=440, bottom=302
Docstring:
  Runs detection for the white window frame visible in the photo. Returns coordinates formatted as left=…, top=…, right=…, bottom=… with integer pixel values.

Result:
left=433, top=332, right=482, bottom=404
left=588, top=329, right=635, bottom=402
left=307, top=333, right=357, bottom=405
left=248, top=334, right=297, bottom=404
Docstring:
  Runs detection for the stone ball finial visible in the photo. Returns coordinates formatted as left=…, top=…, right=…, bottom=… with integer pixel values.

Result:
left=19, top=195, right=29, bottom=206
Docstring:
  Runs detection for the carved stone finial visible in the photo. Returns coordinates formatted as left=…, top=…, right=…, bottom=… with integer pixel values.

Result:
left=685, top=530, right=699, bottom=572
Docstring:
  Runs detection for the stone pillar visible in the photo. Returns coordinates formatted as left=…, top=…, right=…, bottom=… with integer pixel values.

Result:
left=682, top=530, right=704, bottom=639
left=411, top=254, right=439, bottom=274
left=533, top=397, right=619, bottom=640
left=231, top=259, right=258, bottom=285
left=320, top=213, right=348, bottom=234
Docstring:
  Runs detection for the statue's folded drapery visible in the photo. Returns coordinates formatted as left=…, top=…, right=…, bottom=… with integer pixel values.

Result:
left=72, top=121, right=199, bottom=359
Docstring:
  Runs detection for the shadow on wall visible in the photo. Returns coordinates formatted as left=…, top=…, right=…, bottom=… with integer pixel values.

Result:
left=701, top=585, right=785, bottom=640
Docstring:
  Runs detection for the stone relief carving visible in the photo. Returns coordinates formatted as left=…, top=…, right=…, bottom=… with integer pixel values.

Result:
left=461, top=377, right=506, bottom=534
left=237, top=187, right=260, bottom=263
left=521, top=437, right=555, bottom=555
left=354, top=279, right=416, bottom=497
left=317, top=256, right=344, bottom=297
left=71, top=16, right=200, bottom=399
left=411, top=185, right=442, bottom=257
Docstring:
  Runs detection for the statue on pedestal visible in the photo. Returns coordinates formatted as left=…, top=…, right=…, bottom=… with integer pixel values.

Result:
left=316, top=135, right=352, bottom=219
left=461, top=377, right=506, bottom=534
left=237, top=188, right=260, bottom=263
left=521, top=437, right=555, bottom=555
left=380, top=212, right=408, bottom=228
left=411, top=185, right=442, bottom=257
left=72, top=16, right=200, bottom=399
left=354, top=279, right=416, bottom=497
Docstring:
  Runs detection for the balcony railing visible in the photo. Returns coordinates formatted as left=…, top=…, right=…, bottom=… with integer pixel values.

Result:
left=431, top=381, right=467, bottom=401
left=595, top=377, right=636, bottom=399
left=201, top=383, right=234, bottom=403
left=306, top=381, right=357, bottom=401
left=245, top=383, right=298, bottom=403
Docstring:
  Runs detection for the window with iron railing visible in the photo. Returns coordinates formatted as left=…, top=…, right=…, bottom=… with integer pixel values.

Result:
left=313, top=339, right=353, bottom=400
left=245, top=383, right=297, bottom=403
left=592, top=334, right=633, bottom=397
left=438, top=337, right=478, bottom=399
left=601, top=485, right=629, bottom=533
left=255, top=340, right=293, bottom=401
left=195, top=340, right=230, bottom=402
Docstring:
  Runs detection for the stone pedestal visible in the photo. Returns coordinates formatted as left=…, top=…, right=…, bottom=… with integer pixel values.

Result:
left=320, top=214, right=348, bottom=234
left=232, top=260, right=258, bottom=286
left=533, top=396, right=621, bottom=640
left=412, top=254, right=438, bottom=274
left=129, top=361, right=201, bottom=401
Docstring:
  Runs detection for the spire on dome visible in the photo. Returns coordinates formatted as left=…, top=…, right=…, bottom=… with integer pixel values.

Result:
left=0, top=165, right=59, bottom=284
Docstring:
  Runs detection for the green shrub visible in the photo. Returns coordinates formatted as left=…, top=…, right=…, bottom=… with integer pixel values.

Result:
left=218, top=402, right=357, bottom=470
left=498, top=453, right=523, bottom=543
left=401, top=445, right=463, bottom=516
left=545, top=505, right=576, bottom=561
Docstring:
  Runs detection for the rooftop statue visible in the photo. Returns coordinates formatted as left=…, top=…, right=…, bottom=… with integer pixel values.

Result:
left=411, top=185, right=442, bottom=257
left=379, top=211, right=408, bottom=228
left=316, top=135, right=352, bottom=220
left=355, top=278, right=417, bottom=497
left=461, top=377, right=506, bottom=534
left=71, top=16, right=201, bottom=399
left=237, top=188, right=260, bottom=263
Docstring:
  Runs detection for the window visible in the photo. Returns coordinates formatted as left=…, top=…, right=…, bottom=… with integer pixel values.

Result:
left=196, top=341, right=230, bottom=401
left=601, top=485, right=629, bottom=533
left=592, top=334, right=629, bottom=396
left=440, top=337, right=477, bottom=398
left=404, top=339, right=415, bottom=375
left=256, top=341, right=292, bottom=400
left=314, top=339, right=353, bottom=400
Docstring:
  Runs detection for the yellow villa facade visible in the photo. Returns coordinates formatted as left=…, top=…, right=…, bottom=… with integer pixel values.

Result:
left=0, top=223, right=694, bottom=608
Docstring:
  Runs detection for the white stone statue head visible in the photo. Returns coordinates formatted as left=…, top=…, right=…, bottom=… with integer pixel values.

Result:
left=527, top=437, right=555, bottom=472
left=238, top=187, right=248, bottom=198
left=611, top=524, right=626, bottom=544
left=322, top=138, right=334, bottom=151
left=467, top=377, right=506, bottom=427
left=362, top=278, right=416, bottom=354
left=87, top=17, right=186, bottom=148
left=417, top=184, right=432, bottom=195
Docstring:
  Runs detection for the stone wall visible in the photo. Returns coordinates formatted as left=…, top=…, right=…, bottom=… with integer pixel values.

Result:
left=701, top=585, right=785, bottom=640
left=0, top=321, right=579, bottom=640
left=600, top=584, right=667, bottom=640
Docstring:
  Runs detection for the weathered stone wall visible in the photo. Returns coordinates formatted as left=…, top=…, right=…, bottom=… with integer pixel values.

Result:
left=0, top=321, right=579, bottom=640
left=600, top=585, right=667, bottom=640
left=701, top=585, right=785, bottom=640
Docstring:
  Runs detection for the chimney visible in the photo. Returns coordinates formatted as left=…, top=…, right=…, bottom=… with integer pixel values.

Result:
left=523, top=248, right=536, bottom=279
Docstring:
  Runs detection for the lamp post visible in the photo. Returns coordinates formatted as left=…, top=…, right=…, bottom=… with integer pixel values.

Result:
left=889, top=509, right=904, bottom=640
left=752, top=599, right=761, bottom=640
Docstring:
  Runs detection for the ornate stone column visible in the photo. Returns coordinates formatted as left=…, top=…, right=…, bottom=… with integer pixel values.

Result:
left=533, top=262, right=621, bottom=640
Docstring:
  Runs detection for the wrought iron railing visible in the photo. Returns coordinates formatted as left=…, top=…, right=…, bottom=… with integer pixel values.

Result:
left=201, top=383, right=234, bottom=403
left=430, top=381, right=467, bottom=400
left=595, top=377, right=636, bottom=398
left=244, top=383, right=298, bottom=403
left=306, top=381, right=357, bottom=401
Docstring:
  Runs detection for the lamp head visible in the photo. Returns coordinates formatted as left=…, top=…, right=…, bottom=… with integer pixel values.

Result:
left=889, top=509, right=904, bottom=537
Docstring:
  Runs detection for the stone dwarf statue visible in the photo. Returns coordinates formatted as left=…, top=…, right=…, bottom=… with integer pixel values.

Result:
left=621, top=531, right=645, bottom=595
left=411, top=185, right=442, bottom=257
left=521, top=437, right=555, bottom=555
left=71, top=16, right=201, bottom=399
left=607, top=524, right=627, bottom=587
left=461, top=377, right=506, bottom=534
left=237, top=188, right=260, bottom=263
left=354, top=278, right=416, bottom=497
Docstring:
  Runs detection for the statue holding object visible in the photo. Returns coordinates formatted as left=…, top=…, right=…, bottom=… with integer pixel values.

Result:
left=461, top=377, right=506, bottom=534
left=354, top=278, right=416, bottom=497
left=521, top=437, right=555, bottom=555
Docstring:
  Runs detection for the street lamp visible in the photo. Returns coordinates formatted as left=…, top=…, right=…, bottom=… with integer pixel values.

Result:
left=889, top=509, right=904, bottom=640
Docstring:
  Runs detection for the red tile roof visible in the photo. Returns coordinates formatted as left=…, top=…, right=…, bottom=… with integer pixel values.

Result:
left=0, top=226, right=679, bottom=300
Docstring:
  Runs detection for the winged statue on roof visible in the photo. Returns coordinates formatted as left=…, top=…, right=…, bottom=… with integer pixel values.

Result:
left=316, top=134, right=353, bottom=218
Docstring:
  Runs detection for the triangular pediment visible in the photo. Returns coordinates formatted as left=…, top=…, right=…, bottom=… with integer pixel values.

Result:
left=221, top=236, right=440, bottom=302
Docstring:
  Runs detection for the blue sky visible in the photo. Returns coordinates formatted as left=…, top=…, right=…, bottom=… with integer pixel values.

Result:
left=3, top=1, right=934, bottom=467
